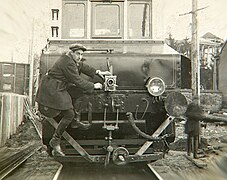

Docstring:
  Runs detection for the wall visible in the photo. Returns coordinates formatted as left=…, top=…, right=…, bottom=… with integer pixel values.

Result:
left=183, top=91, right=222, bottom=112
left=0, top=62, right=30, bottom=95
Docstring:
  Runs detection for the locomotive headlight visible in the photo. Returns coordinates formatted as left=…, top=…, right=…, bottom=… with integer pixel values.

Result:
left=146, top=77, right=165, bottom=96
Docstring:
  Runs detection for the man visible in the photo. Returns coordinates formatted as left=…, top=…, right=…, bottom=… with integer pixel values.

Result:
left=36, top=43, right=111, bottom=156
left=184, top=98, right=203, bottom=159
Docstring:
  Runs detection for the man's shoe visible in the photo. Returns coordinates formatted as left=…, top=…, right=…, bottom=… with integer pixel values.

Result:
left=51, top=149, right=65, bottom=156
left=49, top=137, right=65, bottom=156
left=71, top=119, right=91, bottom=129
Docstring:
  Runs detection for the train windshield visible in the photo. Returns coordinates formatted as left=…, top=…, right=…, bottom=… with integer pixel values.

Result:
left=62, top=2, right=86, bottom=38
left=128, top=3, right=151, bottom=38
left=92, top=2, right=123, bottom=37
left=61, top=0, right=152, bottom=39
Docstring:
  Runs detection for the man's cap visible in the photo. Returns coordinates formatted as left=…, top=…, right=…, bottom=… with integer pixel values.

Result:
left=69, top=44, right=87, bottom=52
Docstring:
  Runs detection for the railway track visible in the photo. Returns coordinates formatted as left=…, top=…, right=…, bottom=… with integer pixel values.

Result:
left=0, top=143, right=42, bottom=179
left=53, top=162, right=163, bottom=180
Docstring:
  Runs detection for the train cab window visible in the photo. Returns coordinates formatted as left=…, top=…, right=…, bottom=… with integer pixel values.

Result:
left=62, top=1, right=86, bottom=38
left=92, top=2, right=123, bottom=38
left=128, top=3, right=151, bottom=39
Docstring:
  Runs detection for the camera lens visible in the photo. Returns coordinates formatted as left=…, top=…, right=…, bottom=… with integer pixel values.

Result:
left=107, top=79, right=114, bottom=86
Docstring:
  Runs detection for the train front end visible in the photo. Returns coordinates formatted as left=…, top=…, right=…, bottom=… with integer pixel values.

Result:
left=39, top=0, right=191, bottom=166
left=41, top=40, right=189, bottom=165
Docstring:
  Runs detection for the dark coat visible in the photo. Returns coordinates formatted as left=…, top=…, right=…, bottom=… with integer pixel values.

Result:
left=36, top=54, right=96, bottom=110
left=184, top=102, right=202, bottom=136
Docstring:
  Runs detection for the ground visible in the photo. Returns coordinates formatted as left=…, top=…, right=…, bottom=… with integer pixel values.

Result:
left=1, top=117, right=227, bottom=180
left=1, top=119, right=60, bottom=179
left=151, top=121, right=227, bottom=180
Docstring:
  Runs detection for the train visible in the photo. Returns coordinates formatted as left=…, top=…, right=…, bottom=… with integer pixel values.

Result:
left=40, top=39, right=189, bottom=165
left=38, top=0, right=221, bottom=166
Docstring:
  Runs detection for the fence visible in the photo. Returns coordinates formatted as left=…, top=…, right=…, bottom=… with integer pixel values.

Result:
left=0, top=93, right=26, bottom=147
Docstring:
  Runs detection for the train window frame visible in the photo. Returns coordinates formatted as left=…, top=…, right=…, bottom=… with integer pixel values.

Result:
left=91, top=1, right=124, bottom=39
left=90, top=0, right=124, bottom=1
left=62, top=0, right=87, bottom=39
left=127, top=0, right=152, bottom=39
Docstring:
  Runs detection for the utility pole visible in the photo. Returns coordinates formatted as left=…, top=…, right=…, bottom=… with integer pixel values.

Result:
left=28, top=18, right=35, bottom=106
left=179, top=1, right=208, bottom=104
left=191, top=0, right=200, bottom=104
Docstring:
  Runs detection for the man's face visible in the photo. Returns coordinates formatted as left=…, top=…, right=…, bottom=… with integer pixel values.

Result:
left=72, top=49, right=83, bottom=62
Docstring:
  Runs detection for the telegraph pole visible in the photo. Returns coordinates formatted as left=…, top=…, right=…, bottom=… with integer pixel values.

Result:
left=28, top=18, right=35, bottom=106
left=191, top=0, right=200, bottom=104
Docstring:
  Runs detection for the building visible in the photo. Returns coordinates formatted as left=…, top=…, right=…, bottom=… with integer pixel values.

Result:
left=218, top=41, right=227, bottom=108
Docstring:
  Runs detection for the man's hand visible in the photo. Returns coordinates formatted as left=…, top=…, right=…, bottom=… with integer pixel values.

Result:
left=96, top=70, right=112, bottom=76
left=94, top=82, right=103, bottom=89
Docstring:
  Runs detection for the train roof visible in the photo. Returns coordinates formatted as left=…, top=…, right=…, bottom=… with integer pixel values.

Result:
left=42, top=39, right=180, bottom=56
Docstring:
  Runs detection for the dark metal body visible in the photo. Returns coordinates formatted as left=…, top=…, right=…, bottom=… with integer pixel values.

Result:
left=41, top=40, right=191, bottom=164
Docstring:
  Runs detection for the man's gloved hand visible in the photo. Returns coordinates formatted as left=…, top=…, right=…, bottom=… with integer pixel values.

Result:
left=96, top=70, right=112, bottom=76
left=94, top=82, right=103, bottom=89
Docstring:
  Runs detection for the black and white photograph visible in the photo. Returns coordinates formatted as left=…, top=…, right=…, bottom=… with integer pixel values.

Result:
left=0, top=0, right=227, bottom=179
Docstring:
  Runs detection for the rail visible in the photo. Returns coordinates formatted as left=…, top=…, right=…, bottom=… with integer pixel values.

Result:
left=0, top=143, right=42, bottom=179
left=24, top=99, right=42, bottom=139
left=53, top=163, right=164, bottom=180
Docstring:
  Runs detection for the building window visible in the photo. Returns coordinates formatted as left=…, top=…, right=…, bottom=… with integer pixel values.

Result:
left=92, top=2, right=123, bottom=38
left=51, top=9, right=59, bottom=20
left=51, top=26, right=59, bottom=37
left=128, top=3, right=151, bottom=38
left=62, top=2, right=86, bottom=38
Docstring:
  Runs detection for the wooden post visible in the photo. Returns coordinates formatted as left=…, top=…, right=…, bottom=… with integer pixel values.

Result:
left=28, top=19, right=35, bottom=106
left=0, top=95, right=3, bottom=146
left=191, top=0, right=200, bottom=104
left=213, top=47, right=218, bottom=91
